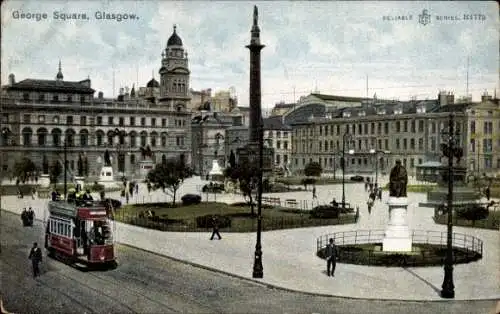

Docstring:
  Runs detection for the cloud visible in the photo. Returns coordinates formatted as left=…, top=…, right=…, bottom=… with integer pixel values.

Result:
left=1, top=0, right=498, bottom=107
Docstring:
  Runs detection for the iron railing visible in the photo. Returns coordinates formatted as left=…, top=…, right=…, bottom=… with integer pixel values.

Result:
left=316, top=229, right=483, bottom=266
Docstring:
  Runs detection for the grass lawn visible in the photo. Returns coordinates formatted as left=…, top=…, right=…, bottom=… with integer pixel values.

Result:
left=434, top=209, right=500, bottom=230
left=115, top=201, right=357, bottom=232
left=275, top=176, right=357, bottom=186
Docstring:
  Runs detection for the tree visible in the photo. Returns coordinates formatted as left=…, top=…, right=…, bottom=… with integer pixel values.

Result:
left=49, top=160, right=63, bottom=187
left=303, top=161, right=322, bottom=190
left=13, top=157, right=37, bottom=184
left=147, top=157, right=193, bottom=206
left=230, top=163, right=260, bottom=216
left=304, top=161, right=322, bottom=177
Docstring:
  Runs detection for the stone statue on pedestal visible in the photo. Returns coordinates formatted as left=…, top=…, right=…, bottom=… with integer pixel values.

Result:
left=104, top=150, right=111, bottom=167
left=389, top=160, right=408, bottom=198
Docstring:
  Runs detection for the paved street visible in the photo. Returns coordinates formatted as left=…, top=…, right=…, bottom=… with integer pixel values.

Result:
left=1, top=211, right=498, bottom=314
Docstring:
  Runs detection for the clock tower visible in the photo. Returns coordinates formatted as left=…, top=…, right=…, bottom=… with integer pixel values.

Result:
left=159, top=25, right=191, bottom=108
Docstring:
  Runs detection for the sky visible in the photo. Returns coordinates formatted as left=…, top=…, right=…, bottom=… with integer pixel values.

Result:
left=1, top=1, right=499, bottom=109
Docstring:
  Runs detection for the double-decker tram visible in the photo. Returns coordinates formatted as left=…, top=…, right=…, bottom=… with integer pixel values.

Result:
left=45, top=196, right=117, bottom=270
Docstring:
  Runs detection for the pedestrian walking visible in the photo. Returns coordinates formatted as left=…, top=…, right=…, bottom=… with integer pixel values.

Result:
left=485, top=187, right=491, bottom=201
left=28, top=242, right=42, bottom=277
left=210, top=216, right=222, bottom=240
left=312, top=186, right=317, bottom=199
left=325, top=238, right=337, bottom=277
left=377, top=188, right=382, bottom=201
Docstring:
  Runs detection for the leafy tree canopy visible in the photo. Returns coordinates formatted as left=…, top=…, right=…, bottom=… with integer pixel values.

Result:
left=147, top=157, right=193, bottom=205
left=13, top=158, right=37, bottom=183
left=304, top=161, right=322, bottom=177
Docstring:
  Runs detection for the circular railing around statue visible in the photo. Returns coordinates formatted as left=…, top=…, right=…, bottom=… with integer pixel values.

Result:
left=316, top=230, right=483, bottom=267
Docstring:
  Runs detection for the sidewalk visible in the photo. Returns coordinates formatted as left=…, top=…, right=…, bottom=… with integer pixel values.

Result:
left=2, top=177, right=499, bottom=301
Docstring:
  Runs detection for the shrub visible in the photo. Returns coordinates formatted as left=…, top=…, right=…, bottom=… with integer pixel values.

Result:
left=196, top=215, right=231, bottom=229
left=103, top=198, right=122, bottom=210
left=181, top=194, right=202, bottom=205
left=310, top=205, right=340, bottom=219
left=90, top=183, right=105, bottom=192
left=456, top=205, right=489, bottom=221
left=202, top=183, right=225, bottom=193
left=350, top=175, right=364, bottom=182
left=301, top=178, right=316, bottom=186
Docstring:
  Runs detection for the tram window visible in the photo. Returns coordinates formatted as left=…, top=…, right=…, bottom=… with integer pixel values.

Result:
left=57, top=222, right=62, bottom=234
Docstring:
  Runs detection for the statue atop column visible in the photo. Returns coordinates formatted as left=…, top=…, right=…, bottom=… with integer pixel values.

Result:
left=104, top=150, right=111, bottom=167
left=389, top=160, right=408, bottom=197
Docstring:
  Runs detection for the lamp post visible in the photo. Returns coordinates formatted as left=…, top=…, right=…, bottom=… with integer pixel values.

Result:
left=63, top=137, right=68, bottom=199
left=252, top=122, right=265, bottom=279
left=341, top=132, right=354, bottom=209
left=369, top=149, right=388, bottom=187
left=440, top=112, right=462, bottom=299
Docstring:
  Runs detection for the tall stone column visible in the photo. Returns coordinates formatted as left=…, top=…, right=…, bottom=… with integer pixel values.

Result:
left=246, top=5, right=265, bottom=144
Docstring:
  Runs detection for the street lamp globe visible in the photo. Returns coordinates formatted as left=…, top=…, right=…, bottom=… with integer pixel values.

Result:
left=369, top=149, right=375, bottom=154
left=348, top=149, right=355, bottom=155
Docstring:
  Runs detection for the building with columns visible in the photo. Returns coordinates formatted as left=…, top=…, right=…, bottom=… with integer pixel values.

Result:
left=1, top=26, right=192, bottom=181
left=289, top=91, right=500, bottom=178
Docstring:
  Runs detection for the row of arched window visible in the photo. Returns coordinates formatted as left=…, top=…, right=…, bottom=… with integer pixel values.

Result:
left=2, top=128, right=175, bottom=148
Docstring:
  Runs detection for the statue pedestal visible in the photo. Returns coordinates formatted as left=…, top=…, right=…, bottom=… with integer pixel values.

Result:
left=74, top=176, right=85, bottom=191
left=39, top=174, right=50, bottom=188
left=383, top=197, right=412, bottom=252
left=139, top=159, right=154, bottom=179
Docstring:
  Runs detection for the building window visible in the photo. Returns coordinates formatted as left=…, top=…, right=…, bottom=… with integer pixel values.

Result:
left=384, top=122, right=389, bottom=134
left=410, top=121, right=415, bottom=133
left=141, top=117, right=146, bottom=126
left=396, top=139, right=400, bottom=149
left=410, top=138, right=415, bottom=149
left=80, top=116, right=86, bottom=125
left=97, top=117, right=102, bottom=125
left=23, top=93, right=30, bottom=101
left=52, top=95, right=59, bottom=102
left=151, top=118, right=156, bottom=127
left=130, top=154, right=136, bottom=165
left=67, top=95, right=72, bottom=102
left=431, top=137, right=436, bottom=151
left=384, top=139, right=389, bottom=150
left=37, top=131, right=46, bottom=146
left=485, top=156, right=492, bottom=169
left=162, top=118, right=166, bottom=127
left=483, top=138, right=493, bottom=153
left=403, top=138, right=407, bottom=150
left=23, top=114, right=31, bottom=123
left=470, top=121, right=476, bottom=134
left=38, top=115, right=45, bottom=123
left=130, top=133, right=136, bottom=147
left=80, top=96, right=85, bottom=104
left=176, top=136, right=185, bottom=146
left=396, top=121, right=401, bottom=132
left=277, top=141, right=281, bottom=149
left=118, top=117, right=124, bottom=126
left=80, top=132, right=88, bottom=147
left=96, top=133, right=103, bottom=146
left=418, top=138, right=423, bottom=150
left=130, top=117, right=135, bottom=126
left=140, top=133, right=147, bottom=147
left=161, top=135, right=167, bottom=146
left=108, top=117, right=113, bottom=125
left=410, top=158, right=415, bottom=168
left=418, top=120, right=424, bottom=132
left=66, top=116, right=73, bottom=125
left=470, top=139, right=475, bottom=152
left=404, top=121, right=408, bottom=132
left=38, top=94, right=45, bottom=102
left=431, top=122, right=436, bottom=133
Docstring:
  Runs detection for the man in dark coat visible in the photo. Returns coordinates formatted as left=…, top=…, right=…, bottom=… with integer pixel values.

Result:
left=325, top=238, right=337, bottom=277
left=28, top=242, right=43, bottom=277
left=210, top=216, right=222, bottom=240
